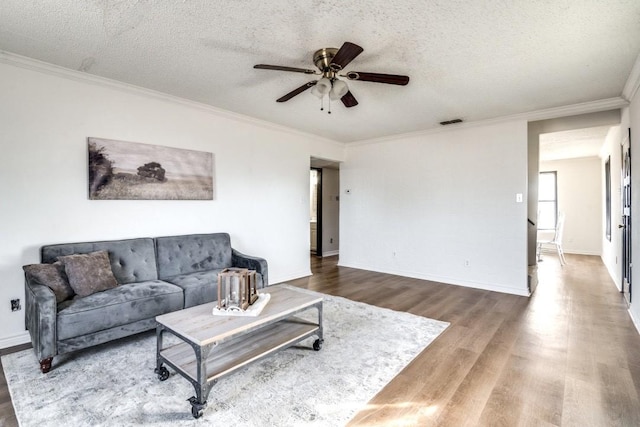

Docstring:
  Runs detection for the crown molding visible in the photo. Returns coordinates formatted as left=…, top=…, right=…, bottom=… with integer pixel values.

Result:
left=623, top=53, right=640, bottom=102
left=1, top=49, right=632, bottom=150
left=349, top=97, right=629, bottom=147
left=0, top=50, right=341, bottom=146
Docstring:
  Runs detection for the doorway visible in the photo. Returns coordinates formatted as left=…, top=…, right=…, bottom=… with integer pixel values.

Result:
left=310, top=158, right=341, bottom=258
left=310, top=168, right=322, bottom=256
left=529, top=110, right=624, bottom=295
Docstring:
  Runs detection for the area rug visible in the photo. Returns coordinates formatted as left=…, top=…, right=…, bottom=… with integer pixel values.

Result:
left=2, top=287, right=449, bottom=426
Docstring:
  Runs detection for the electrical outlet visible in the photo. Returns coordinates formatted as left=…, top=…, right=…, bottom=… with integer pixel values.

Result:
left=11, top=299, right=21, bottom=312
left=330, top=238, right=333, bottom=243
left=464, top=260, right=470, bottom=267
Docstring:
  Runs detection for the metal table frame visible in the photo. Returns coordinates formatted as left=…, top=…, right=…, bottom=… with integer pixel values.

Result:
left=155, top=299, right=323, bottom=418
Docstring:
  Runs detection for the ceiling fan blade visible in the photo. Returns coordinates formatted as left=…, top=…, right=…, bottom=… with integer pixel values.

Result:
left=341, top=91, right=359, bottom=108
left=276, top=81, right=318, bottom=102
left=346, top=71, right=410, bottom=85
left=329, top=42, right=364, bottom=71
left=254, top=64, right=317, bottom=74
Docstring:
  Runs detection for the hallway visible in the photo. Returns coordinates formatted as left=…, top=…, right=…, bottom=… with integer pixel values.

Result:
left=289, top=254, right=640, bottom=426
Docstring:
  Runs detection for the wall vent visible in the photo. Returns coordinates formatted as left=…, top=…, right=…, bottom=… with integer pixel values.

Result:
left=439, top=118, right=463, bottom=126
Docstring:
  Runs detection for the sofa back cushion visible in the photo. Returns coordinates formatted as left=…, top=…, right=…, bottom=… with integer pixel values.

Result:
left=41, top=238, right=158, bottom=284
left=155, top=233, right=233, bottom=278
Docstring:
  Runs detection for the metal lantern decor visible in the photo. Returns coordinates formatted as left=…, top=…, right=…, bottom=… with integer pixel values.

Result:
left=217, top=268, right=258, bottom=311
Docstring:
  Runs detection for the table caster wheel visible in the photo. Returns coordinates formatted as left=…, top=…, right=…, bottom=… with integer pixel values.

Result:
left=155, top=366, right=170, bottom=381
left=191, top=406, right=204, bottom=419
left=313, top=339, right=323, bottom=351
left=188, top=396, right=206, bottom=419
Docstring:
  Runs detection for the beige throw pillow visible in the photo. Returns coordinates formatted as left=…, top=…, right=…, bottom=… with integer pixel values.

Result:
left=58, top=250, right=118, bottom=297
left=23, top=261, right=75, bottom=303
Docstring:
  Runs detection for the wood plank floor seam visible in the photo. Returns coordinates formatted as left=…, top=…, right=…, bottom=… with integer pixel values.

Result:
left=1, top=253, right=640, bottom=426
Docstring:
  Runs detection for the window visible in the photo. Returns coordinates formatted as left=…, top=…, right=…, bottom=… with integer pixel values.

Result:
left=538, top=171, right=557, bottom=230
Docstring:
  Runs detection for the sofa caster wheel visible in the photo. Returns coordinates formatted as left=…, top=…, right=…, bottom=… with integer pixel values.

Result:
left=155, top=366, right=170, bottom=381
left=188, top=396, right=206, bottom=419
left=313, top=339, right=323, bottom=351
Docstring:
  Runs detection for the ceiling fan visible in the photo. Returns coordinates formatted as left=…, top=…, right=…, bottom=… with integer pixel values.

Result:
left=254, top=41, right=409, bottom=112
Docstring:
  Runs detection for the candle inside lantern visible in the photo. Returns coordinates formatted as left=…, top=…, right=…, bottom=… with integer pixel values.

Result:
left=230, top=276, right=240, bottom=307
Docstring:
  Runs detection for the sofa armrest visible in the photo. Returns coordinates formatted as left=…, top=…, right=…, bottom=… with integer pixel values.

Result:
left=25, top=278, right=57, bottom=362
left=232, top=249, right=269, bottom=287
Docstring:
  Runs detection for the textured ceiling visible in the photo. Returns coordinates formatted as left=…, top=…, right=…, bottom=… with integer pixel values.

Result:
left=539, top=125, right=614, bottom=162
left=1, top=1, right=639, bottom=142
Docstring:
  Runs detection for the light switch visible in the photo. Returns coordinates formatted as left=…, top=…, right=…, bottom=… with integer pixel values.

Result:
left=516, top=193, right=523, bottom=203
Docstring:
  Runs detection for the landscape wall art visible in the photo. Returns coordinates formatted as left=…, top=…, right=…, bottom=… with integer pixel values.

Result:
left=88, top=137, right=214, bottom=200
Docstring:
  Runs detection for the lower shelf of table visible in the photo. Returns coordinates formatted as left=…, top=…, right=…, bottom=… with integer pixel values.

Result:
left=160, top=317, right=319, bottom=383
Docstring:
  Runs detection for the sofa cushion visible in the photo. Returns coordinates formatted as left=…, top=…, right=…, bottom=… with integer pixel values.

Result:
left=165, top=269, right=264, bottom=308
left=164, top=269, right=222, bottom=308
left=57, top=280, right=183, bottom=340
left=23, top=261, right=75, bottom=303
left=41, top=238, right=158, bottom=284
left=155, top=233, right=233, bottom=279
left=58, top=251, right=118, bottom=297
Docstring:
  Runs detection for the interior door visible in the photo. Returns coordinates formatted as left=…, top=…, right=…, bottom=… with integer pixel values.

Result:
left=621, top=129, right=632, bottom=303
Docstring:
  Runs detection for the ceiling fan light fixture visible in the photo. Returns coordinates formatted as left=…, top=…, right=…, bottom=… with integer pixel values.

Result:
left=254, top=41, right=409, bottom=110
left=329, top=79, right=349, bottom=100
left=311, top=77, right=332, bottom=98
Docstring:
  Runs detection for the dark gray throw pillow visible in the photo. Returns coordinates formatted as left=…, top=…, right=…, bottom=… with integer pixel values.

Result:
left=23, top=261, right=75, bottom=303
left=58, top=250, right=118, bottom=297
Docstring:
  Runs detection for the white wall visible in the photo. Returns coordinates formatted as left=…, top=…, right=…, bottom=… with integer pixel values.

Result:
left=601, top=126, right=622, bottom=289
left=627, top=77, right=640, bottom=329
left=339, top=120, right=530, bottom=296
left=0, top=57, right=344, bottom=347
left=321, top=168, right=340, bottom=256
left=539, top=156, right=603, bottom=256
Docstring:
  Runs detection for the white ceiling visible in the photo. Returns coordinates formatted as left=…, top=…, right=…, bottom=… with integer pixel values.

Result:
left=539, top=125, right=614, bottom=162
left=1, top=1, right=639, bottom=142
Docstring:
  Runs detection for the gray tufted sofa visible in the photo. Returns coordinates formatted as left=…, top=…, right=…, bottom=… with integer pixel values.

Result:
left=25, top=233, right=268, bottom=373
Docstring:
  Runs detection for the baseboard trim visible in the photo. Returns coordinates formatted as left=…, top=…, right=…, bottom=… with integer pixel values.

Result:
left=270, top=269, right=312, bottom=285
left=628, top=308, right=640, bottom=336
left=539, top=249, right=601, bottom=256
left=337, top=262, right=530, bottom=297
left=322, top=250, right=339, bottom=257
left=0, top=331, right=31, bottom=350
left=601, top=255, right=622, bottom=291
left=564, top=250, right=601, bottom=256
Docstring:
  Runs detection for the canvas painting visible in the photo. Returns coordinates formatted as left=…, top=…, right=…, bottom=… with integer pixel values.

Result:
left=88, top=137, right=214, bottom=200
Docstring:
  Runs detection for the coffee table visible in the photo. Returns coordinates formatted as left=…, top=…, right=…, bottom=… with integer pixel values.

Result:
left=154, top=284, right=324, bottom=418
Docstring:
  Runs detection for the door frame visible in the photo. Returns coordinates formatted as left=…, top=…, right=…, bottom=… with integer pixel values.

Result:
left=621, top=128, right=632, bottom=303
left=311, top=167, right=323, bottom=257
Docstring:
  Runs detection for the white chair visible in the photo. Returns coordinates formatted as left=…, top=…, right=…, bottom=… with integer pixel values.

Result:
left=537, top=211, right=567, bottom=266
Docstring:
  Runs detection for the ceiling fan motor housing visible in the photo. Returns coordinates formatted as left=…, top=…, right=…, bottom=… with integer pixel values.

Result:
left=254, top=41, right=408, bottom=108
left=313, top=48, right=339, bottom=75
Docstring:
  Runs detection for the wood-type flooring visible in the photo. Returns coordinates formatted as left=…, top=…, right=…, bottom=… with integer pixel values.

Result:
left=288, top=254, right=640, bottom=426
left=0, top=252, right=639, bottom=426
